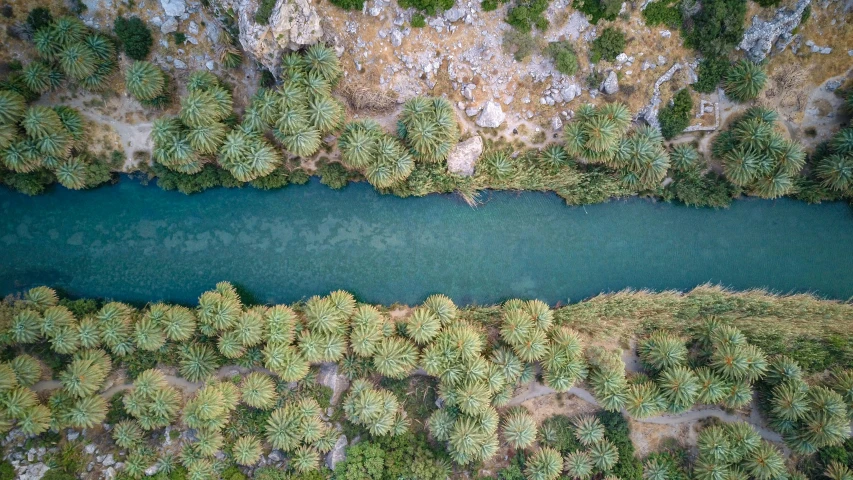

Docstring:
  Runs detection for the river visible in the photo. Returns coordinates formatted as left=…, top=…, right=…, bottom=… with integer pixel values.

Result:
left=2, top=178, right=852, bottom=304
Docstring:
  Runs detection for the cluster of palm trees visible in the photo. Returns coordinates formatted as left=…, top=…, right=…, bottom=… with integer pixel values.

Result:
left=693, top=422, right=785, bottom=480
left=713, top=107, right=806, bottom=199
left=124, top=61, right=168, bottom=104
left=338, top=120, right=414, bottom=188
left=397, top=97, right=460, bottom=163
left=0, top=88, right=94, bottom=189
left=724, top=60, right=767, bottom=103
left=816, top=126, right=853, bottom=193
left=563, top=103, right=671, bottom=189
left=28, top=16, right=117, bottom=93
left=5, top=283, right=853, bottom=476
left=542, top=415, right=619, bottom=480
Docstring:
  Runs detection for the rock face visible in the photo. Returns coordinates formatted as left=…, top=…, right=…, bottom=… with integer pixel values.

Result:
left=739, top=0, right=810, bottom=62
left=325, top=435, right=348, bottom=470
left=476, top=101, right=506, bottom=128
left=318, top=362, right=349, bottom=405
left=600, top=71, right=619, bottom=95
left=220, top=0, right=323, bottom=73
left=160, top=0, right=186, bottom=16
left=447, top=136, right=483, bottom=177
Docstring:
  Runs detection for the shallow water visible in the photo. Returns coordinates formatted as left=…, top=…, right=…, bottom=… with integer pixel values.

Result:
left=2, top=178, right=852, bottom=305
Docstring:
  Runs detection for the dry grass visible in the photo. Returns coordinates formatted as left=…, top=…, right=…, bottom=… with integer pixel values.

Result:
left=339, top=78, right=399, bottom=112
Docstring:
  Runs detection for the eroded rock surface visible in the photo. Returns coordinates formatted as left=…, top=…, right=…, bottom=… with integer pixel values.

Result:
left=476, top=101, right=506, bottom=128
left=447, top=136, right=484, bottom=177
left=739, top=0, right=810, bottom=62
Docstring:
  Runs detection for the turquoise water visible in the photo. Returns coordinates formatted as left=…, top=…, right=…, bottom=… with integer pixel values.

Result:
left=2, top=178, right=852, bottom=305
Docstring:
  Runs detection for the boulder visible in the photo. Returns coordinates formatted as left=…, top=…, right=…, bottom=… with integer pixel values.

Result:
left=600, top=71, right=619, bottom=95
left=739, top=0, right=810, bottom=62
left=476, top=101, right=506, bottom=128
left=160, top=17, right=178, bottom=34
left=444, top=6, right=465, bottom=22
left=160, top=0, right=186, bottom=16
left=219, top=0, right=323, bottom=73
left=550, top=116, right=563, bottom=131
left=318, top=362, right=349, bottom=405
left=446, top=136, right=483, bottom=177
left=559, top=84, right=581, bottom=103
left=325, top=435, right=348, bottom=470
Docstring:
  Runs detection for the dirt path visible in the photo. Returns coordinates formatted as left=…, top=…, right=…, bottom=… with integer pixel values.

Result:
left=507, top=380, right=784, bottom=442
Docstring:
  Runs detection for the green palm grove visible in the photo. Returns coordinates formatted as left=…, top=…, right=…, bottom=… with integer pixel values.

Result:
left=3, top=283, right=852, bottom=478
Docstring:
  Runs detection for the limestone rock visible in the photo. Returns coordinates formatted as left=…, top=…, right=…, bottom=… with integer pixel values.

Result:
left=476, top=101, right=505, bottom=128
left=550, top=117, right=563, bottom=131
left=318, top=362, right=349, bottom=405
left=560, top=84, right=581, bottom=103
left=444, top=6, right=465, bottom=22
left=219, top=0, right=323, bottom=73
left=160, top=17, right=178, bottom=34
left=325, top=435, right=348, bottom=470
left=600, top=71, right=619, bottom=95
left=739, top=0, right=810, bottom=62
left=447, top=136, right=483, bottom=177
left=160, top=0, right=186, bottom=16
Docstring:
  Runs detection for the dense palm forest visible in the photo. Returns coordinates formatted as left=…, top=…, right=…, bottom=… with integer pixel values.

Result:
left=1, top=284, right=851, bottom=479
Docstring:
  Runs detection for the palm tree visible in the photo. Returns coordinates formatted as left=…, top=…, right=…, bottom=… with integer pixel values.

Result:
left=10, top=355, right=41, bottom=387
left=183, top=384, right=228, bottom=431
left=722, top=381, right=753, bottom=410
left=64, top=394, right=107, bottom=428
left=825, top=461, right=853, bottom=480
left=589, top=439, right=619, bottom=472
left=10, top=310, right=41, bottom=343
left=564, top=451, right=594, bottom=480
left=692, top=458, right=729, bottom=480
left=304, top=295, right=342, bottom=334
left=22, top=106, right=63, bottom=140
left=161, top=306, right=196, bottom=342
left=84, top=33, right=115, bottom=61
left=266, top=405, right=303, bottom=451
left=481, top=150, right=514, bottom=179
left=125, top=61, right=165, bottom=101
left=186, top=459, right=215, bottom=480
left=18, top=405, right=51, bottom=435
left=186, top=71, right=219, bottom=92
left=339, top=121, right=380, bottom=168
left=524, top=447, right=563, bottom=480
left=234, top=435, right=263, bottom=466
left=743, top=441, right=786, bottom=480
left=428, top=409, right=456, bottom=442
left=570, top=414, right=603, bottom=445
left=424, top=294, right=458, bottom=325
left=123, top=450, right=150, bottom=479
left=643, top=458, right=670, bottom=480
left=291, top=446, right=320, bottom=472
left=304, top=44, right=342, bottom=84
left=625, top=382, right=663, bottom=418
left=24, top=286, right=58, bottom=309
left=405, top=307, right=441, bottom=345
left=112, top=419, right=143, bottom=448
left=697, top=425, right=732, bottom=463
left=281, top=127, right=322, bottom=158
left=539, top=144, right=569, bottom=168
left=59, top=43, right=97, bottom=80
left=372, top=337, right=418, bottom=379
left=589, top=368, right=628, bottom=411
left=263, top=343, right=309, bottom=381
left=179, top=343, right=219, bottom=382
left=658, top=366, right=700, bottom=412
left=725, top=60, right=767, bottom=102
left=264, top=305, right=296, bottom=345
left=831, top=370, right=853, bottom=413
left=50, top=326, right=81, bottom=354
left=194, top=428, right=223, bottom=457
left=180, top=90, right=220, bottom=128
left=55, top=157, right=89, bottom=190
left=500, top=309, right=534, bottom=347
left=694, top=367, right=729, bottom=405
left=817, top=154, right=853, bottom=191
left=599, top=102, right=632, bottom=130
left=240, top=372, right=276, bottom=409
left=501, top=408, right=536, bottom=449
left=133, top=317, right=166, bottom=352
left=3, top=387, right=38, bottom=418
left=830, top=128, right=853, bottom=155
left=308, top=95, right=343, bottom=134
left=639, top=332, right=687, bottom=371
left=52, top=17, right=87, bottom=46
left=60, top=357, right=105, bottom=398
left=669, top=144, right=700, bottom=172
left=455, top=380, right=491, bottom=416
left=449, top=416, right=487, bottom=464
left=21, top=62, right=56, bottom=93
left=490, top=347, right=523, bottom=385
left=770, top=380, right=808, bottom=421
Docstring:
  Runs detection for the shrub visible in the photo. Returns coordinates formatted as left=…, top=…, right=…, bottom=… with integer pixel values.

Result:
left=26, top=7, right=52, bottom=32
left=114, top=16, right=153, bottom=60
left=330, top=0, right=365, bottom=10
left=255, top=0, right=276, bottom=24
left=693, top=54, right=730, bottom=93
left=683, top=0, right=745, bottom=91
left=590, top=27, right=625, bottom=63
left=659, top=89, right=693, bottom=139
left=642, top=0, right=681, bottom=27
left=502, top=30, right=539, bottom=61
left=0, top=460, right=14, bottom=480
left=506, top=0, right=550, bottom=33
left=573, top=0, right=620, bottom=23
left=172, top=32, right=186, bottom=45
left=481, top=0, right=502, bottom=10
left=398, top=0, right=454, bottom=15
left=545, top=42, right=578, bottom=75
left=411, top=14, right=426, bottom=27
left=318, top=162, right=351, bottom=189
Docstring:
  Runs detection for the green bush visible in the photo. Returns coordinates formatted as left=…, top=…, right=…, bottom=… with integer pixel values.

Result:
left=26, top=7, right=52, bottom=31
left=335, top=442, right=386, bottom=480
left=755, top=0, right=779, bottom=7
left=114, top=16, right=153, bottom=60
left=668, top=171, right=739, bottom=208
left=658, top=89, right=693, bottom=139
left=590, top=27, right=625, bottom=63
left=641, top=0, right=681, bottom=27
left=597, top=411, right=643, bottom=480
left=502, top=30, right=539, bottom=61
left=0, top=460, right=14, bottom=480
left=539, top=415, right=582, bottom=453
left=572, top=0, right=620, bottom=23
left=0, top=168, right=54, bottom=195
left=481, top=0, right=502, bottom=10
left=152, top=163, right=243, bottom=194
left=545, top=42, right=579, bottom=75
left=398, top=0, right=454, bottom=15
left=173, top=32, right=187, bottom=45
left=411, top=13, right=426, bottom=27
left=330, top=0, right=365, bottom=10
left=505, top=0, right=550, bottom=33
left=693, top=54, right=730, bottom=93
left=255, top=0, right=276, bottom=24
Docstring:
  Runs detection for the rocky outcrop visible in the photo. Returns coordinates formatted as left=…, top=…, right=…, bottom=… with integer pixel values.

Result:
left=325, top=435, right=348, bottom=470
left=219, top=0, right=323, bottom=73
left=447, top=136, right=483, bottom=177
left=739, top=0, right=810, bottom=62
left=318, top=362, right=349, bottom=405
left=476, top=101, right=506, bottom=128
